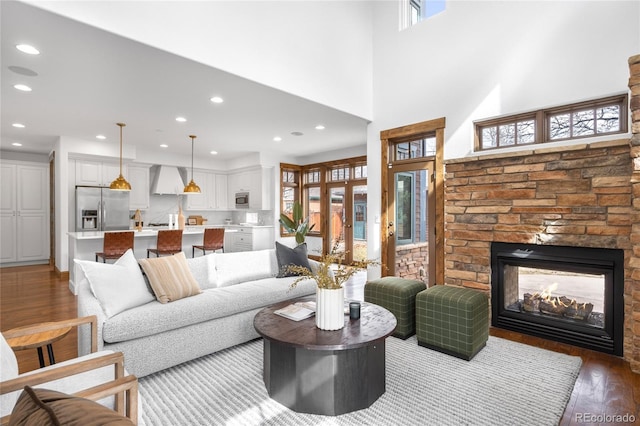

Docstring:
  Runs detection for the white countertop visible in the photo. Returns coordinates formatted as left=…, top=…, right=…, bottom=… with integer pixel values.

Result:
left=67, top=224, right=273, bottom=240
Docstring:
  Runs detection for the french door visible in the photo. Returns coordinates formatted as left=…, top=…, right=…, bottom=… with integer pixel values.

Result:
left=387, top=161, right=435, bottom=283
left=327, top=182, right=367, bottom=264
left=380, top=117, right=445, bottom=286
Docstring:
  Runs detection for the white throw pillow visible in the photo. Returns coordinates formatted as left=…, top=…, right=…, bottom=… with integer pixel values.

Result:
left=187, top=253, right=218, bottom=290
left=75, top=249, right=155, bottom=318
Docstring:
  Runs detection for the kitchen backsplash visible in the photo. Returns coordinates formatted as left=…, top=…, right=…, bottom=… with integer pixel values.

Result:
left=130, top=194, right=273, bottom=226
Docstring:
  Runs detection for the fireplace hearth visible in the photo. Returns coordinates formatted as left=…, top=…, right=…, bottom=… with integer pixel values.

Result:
left=491, top=242, right=623, bottom=356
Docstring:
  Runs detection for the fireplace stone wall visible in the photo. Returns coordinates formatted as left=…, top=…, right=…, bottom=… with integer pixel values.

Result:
left=443, top=54, right=640, bottom=371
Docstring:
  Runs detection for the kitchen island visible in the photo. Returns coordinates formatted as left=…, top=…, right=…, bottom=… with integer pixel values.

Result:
left=67, top=224, right=274, bottom=294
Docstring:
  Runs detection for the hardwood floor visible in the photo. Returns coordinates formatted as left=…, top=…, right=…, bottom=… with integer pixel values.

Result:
left=2, top=264, right=639, bottom=424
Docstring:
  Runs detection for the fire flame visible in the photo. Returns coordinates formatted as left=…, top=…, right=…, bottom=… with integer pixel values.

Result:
left=535, top=283, right=589, bottom=310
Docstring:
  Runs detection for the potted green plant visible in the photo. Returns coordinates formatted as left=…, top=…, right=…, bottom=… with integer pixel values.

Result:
left=286, top=253, right=379, bottom=330
left=279, top=201, right=315, bottom=245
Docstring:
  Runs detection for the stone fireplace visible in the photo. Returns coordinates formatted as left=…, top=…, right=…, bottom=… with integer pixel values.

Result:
left=442, top=53, right=640, bottom=372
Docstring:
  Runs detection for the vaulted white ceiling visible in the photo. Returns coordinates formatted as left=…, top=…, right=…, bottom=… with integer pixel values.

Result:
left=1, top=1, right=370, bottom=163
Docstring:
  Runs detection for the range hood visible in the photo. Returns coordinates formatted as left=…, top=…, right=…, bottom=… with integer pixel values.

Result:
left=151, top=165, right=186, bottom=194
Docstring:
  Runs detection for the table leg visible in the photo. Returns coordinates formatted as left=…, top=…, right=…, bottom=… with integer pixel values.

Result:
left=46, top=344, right=56, bottom=365
left=36, top=347, right=45, bottom=368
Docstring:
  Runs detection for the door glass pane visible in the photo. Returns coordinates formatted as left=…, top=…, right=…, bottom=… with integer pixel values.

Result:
left=394, top=169, right=429, bottom=280
left=352, top=185, right=367, bottom=262
left=329, top=187, right=345, bottom=258
left=307, top=186, right=321, bottom=232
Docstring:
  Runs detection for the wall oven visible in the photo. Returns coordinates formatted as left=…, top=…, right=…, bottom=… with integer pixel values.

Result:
left=235, top=192, right=249, bottom=208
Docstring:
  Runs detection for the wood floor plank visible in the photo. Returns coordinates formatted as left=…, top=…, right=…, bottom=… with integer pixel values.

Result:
left=1, top=264, right=639, bottom=423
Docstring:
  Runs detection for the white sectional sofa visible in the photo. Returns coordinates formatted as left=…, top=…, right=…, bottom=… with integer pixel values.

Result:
left=76, top=248, right=317, bottom=377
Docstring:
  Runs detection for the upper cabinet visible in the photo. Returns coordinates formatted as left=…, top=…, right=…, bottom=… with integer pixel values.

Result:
left=76, top=160, right=121, bottom=187
left=128, top=165, right=151, bottom=210
left=227, top=167, right=273, bottom=210
left=185, top=170, right=228, bottom=211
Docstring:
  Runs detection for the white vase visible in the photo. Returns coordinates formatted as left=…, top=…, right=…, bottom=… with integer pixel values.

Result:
left=315, top=287, right=345, bottom=330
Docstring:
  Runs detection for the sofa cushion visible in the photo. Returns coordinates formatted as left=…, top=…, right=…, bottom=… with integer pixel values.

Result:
left=9, top=386, right=134, bottom=426
left=75, top=249, right=155, bottom=318
left=138, top=252, right=202, bottom=303
left=186, top=253, right=217, bottom=290
left=275, top=242, right=312, bottom=277
left=215, top=249, right=278, bottom=287
left=102, top=276, right=317, bottom=343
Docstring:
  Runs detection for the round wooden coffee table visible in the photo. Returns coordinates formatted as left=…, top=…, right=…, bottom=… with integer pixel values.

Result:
left=254, top=298, right=397, bottom=415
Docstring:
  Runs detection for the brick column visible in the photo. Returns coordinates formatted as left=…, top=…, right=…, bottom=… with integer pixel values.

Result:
left=628, top=54, right=640, bottom=372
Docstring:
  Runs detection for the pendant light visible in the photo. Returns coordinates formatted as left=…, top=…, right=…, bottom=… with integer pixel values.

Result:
left=109, top=122, right=131, bottom=191
left=184, top=134, right=201, bottom=193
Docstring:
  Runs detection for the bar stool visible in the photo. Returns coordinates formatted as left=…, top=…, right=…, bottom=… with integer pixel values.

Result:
left=192, top=228, right=225, bottom=257
left=95, top=231, right=135, bottom=262
left=147, top=229, right=183, bottom=257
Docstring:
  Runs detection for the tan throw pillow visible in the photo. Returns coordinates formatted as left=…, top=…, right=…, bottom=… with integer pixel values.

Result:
left=138, top=252, right=202, bottom=303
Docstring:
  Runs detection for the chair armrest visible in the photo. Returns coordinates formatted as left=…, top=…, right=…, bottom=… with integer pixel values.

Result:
left=75, top=375, right=138, bottom=424
left=2, top=315, right=98, bottom=353
left=0, top=351, right=124, bottom=395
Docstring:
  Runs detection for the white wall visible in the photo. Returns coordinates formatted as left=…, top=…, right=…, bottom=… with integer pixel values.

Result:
left=27, top=0, right=374, bottom=120
left=366, top=0, right=640, bottom=274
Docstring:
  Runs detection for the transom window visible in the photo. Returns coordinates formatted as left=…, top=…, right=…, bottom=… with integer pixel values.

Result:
left=394, top=136, right=436, bottom=161
left=475, top=94, right=627, bottom=151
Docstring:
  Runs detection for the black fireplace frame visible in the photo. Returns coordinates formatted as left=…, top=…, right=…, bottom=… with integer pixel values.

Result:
left=491, top=242, right=623, bottom=356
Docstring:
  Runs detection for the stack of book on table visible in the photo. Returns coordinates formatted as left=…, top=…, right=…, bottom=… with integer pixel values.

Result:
left=274, top=301, right=316, bottom=321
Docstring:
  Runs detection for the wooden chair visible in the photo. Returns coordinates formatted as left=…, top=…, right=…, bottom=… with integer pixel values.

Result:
left=0, top=316, right=138, bottom=424
left=192, top=228, right=225, bottom=257
left=95, top=231, right=135, bottom=262
left=147, top=229, right=183, bottom=258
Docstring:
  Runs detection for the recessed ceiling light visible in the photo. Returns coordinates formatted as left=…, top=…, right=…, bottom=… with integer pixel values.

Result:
left=16, top=44, right=40, bottom=55
left=14, top=84, right=32, bottom=92
left=175, top=117, right=187, bottom=122
left=96, top=134, right=106, bottom=140
left=210, top=96, right=224, bottom=104
left=273, top=136, right=282, bottom=142
left=315, top=125, right=325, bottom=130
left=12, top=142, right=22, bottom=147
left=210, top=150, right=218, bottom=155
left=160, top=144, right=168, bottom=148
left=12, top=123, right=25, bottom=128
left=291, top=131, right=304, bottom=136
left=8, top=66, right=38, bottom=77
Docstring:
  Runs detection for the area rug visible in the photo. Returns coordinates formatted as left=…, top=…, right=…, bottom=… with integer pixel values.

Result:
left=138, top=335, right=581, bottom=425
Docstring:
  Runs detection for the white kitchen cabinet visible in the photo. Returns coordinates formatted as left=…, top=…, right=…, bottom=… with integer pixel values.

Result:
left=214, top=174, right=228, bottom=210
left=185, top=171, right=228, bottom=210
left=128, top=165, right=151, bottom=209
left=224, top=226, right=274, bottom=252
left=76, top=160, right=122, bottom=186
left=0, top=162, right=49, bottom=264
left=227, top=167, right=273, bottom=210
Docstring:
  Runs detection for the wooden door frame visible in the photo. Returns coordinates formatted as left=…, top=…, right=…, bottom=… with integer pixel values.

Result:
left=380, top=117, right=445, bottom=284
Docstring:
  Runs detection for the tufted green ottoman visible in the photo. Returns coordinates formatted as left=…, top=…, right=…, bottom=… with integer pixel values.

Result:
left=364, top=277, right=426, bottom=339
left=416, top=285, right=489, bottom=360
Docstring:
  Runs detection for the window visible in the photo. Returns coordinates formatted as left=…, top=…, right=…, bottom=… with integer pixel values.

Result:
left=394, top=136, right=436, bottom=161
left=401, top=0, right=447, bottom=30
left=304, top=167, right=322, bottom=233
left=475, top=95, right=627, bottom=151
left=280, top=157, right=366, bottom=240
left=280, top=165, right=300, bottom=232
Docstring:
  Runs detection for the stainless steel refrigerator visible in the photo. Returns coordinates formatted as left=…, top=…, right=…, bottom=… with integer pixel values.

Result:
left=75, top=186, right=130, bottom=232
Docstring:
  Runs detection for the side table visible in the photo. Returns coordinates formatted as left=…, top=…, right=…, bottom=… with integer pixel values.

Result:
left=4, top=323, right=72, bottom=368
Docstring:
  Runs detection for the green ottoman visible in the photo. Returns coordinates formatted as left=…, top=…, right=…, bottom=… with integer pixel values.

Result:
left=364, top=277, right=426, bottom=339
left=416, top=285, right=488, bottom=360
